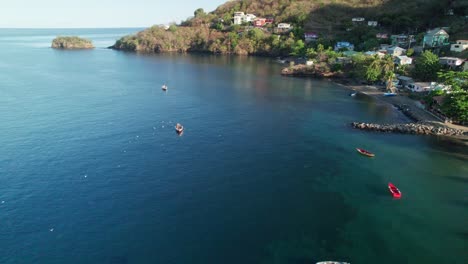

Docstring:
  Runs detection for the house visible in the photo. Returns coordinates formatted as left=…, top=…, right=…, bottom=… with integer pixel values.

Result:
left=368, top=21, right=378, bottom=27
left=364, top=51, right=385, bottom=58
left=376, top=33, right=388, bottom=39
left=423, top=28, right=450, bottom=48
left=265, top=17, right=274, bottom=24
left=395, top=55, right=413, bottom=65
left=336, top=57, right=352, bottom=64
left=439, top=57, right=464, bottom=68
left=244, top=14, right=256, bottom=22
left=306, top=60, right=314, bottom=66
left=334, top=41, right=354, bottom=51
left=253, top=18, right=266, bottom=27
left=450, top=40, right=468, bottom=52
left=352, top=17, right=365, bottom=23
left=304, top=32, right=318, bottom=42
left=390, top=34, right=415, bottom=48
left=277, top=23, right=291, bottom=29
left=233, top=13, right=243, bottom=25
left=386, top=46, right=406, bottom=57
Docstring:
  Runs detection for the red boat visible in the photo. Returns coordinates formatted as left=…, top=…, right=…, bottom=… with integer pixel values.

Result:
left=388, top=183, right=402, bottom=198
left=356, top=148, right=375, bottom=157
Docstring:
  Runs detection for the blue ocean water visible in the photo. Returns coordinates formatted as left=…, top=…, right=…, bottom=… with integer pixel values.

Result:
left=0, top=29, right=466, bottom=264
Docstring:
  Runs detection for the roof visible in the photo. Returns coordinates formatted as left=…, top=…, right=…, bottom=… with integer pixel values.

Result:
left=439, top=57, right=463, bottom=60
left=425, top=28, right=448, bottom=36
left=388, top=46, right=406, bottom=51
left=397, top=55, right=411, bottom=59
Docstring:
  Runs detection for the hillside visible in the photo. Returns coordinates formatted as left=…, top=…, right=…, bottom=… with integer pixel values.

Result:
left=111, top=0, right=468, bottom=55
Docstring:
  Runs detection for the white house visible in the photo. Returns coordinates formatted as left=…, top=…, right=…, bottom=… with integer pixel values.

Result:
left=233, top=12, right=245, bottom=25
left=352, top=17, right=365, bottom=22
left=439, top=57, right=464, bottom=68
left=450, top=40, right=468, bottom=52
left=386, top=46, right=406, bottom=57
left=368, top=21, right=378, bottom=27
left=395, top=55, right=412, bottom=65
left=244, top=14, right=256, bottom=22
left=277, top=23, right=291, bottom=29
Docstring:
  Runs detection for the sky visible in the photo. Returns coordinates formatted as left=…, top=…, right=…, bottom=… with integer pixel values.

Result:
left=0, top=0, right=227, bottom=28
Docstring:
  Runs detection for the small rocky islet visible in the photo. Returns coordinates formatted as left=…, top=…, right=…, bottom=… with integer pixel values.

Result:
left=51, top=36, right=94, bottom=49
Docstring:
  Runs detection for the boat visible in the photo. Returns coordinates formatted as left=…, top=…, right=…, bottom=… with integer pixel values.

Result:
left=383, top=92, right=396, bottom=96
left=316, top=261, right=350, bottom=264
left=350, top=92, right=357, bottom=96
left=175, top=123, right=184, bottom=134
left=356, top=148, right=375, bottom=157
left=388, top=182, right=402, bottom=198
left=162, top=84, right=168, bottom=91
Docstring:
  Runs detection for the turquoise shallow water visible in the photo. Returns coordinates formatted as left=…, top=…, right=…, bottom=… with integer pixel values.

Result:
left=0, top=29, right=466, bottom=264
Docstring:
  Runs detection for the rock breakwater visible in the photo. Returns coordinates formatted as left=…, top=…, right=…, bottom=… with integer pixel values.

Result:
left=351, top=122, right=466, bottom=136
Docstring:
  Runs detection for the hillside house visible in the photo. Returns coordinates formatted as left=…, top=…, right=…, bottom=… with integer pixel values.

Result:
left=334, top=41, right=354, bottom=51
left=439, top=57, right=464, bottom=68
left=244, top=14, right=256, bottom=22
left=386, top=46, right=406, bottom=57
left=406, top=82, right=432, bottom=92
left=368, top=21, right=378, bottom=27
left=376, top=33, right=388, bottom=39
left=233, top=12, right=244, bottom=25
left=352, top=17, right=365, bottom=24
left=423, top=28, right=449, bottom=48
left=364, top=51, right=385, bottom=58
left=277, top=23, right=291, bottom=29
left=395, top=55, right=412, bottom=65
left=265, top=17, right=274, bottom=24
left=450, top=40, right=468, bottom=52
left=253, top=18, right=266, bottom=27
left=390, top=34, right=415, bottom=48
left=304, top=32, right=318, bottom=42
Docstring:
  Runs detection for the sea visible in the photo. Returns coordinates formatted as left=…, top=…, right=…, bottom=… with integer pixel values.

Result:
left=0, top=28, right=466, bottom=264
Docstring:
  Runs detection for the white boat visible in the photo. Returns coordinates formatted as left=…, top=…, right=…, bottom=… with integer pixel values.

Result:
left=350, top=92, right=357, bottom=96
left=383, top=92, right=396, bottom=96
left=316, top=261, right=350, bottom=264
left=162, top=84, right=168, bottom=91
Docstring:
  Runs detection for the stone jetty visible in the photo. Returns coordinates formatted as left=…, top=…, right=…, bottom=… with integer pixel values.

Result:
left=351, top=122, right=466, bottom=136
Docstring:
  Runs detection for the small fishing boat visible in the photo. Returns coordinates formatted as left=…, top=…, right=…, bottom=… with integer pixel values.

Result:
left=356, top=148, right=375, bottom=157
left=388, top=182, right=402, bottom=198
left=350, top=92, right=357, bottom=96
left=383, top=92, right=396, bottom=96
left=316, top=261, right=350, bottom=264
left=175, top=123, right=184, bottom=134
left=162, top=84, right=168, bottom=91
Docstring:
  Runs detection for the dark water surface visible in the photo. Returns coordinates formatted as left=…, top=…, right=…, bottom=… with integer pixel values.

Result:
left=0, top=29, right=466, bottom=264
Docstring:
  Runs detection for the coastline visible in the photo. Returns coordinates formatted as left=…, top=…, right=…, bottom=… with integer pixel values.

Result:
left=331, top=78, right=468, bottom=143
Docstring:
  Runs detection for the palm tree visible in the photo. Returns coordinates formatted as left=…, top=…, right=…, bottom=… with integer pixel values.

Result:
left=381, top=55, right=396, bottom=93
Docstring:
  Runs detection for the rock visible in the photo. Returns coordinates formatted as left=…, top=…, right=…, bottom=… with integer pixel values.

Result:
left=51, top=36, right=94, bottom=49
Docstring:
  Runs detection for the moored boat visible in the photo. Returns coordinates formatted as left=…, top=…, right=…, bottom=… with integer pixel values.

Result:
left=356, top=148, right=375, bottom=157
left=388, top=182, right=402, bottom=198
left=350, top=92, right=357, bottom=96
left=383, top=92, right=396, bottom=96
left=175, top=123, right=184, bottom=133
left=162, top=84, right=168, bottom=91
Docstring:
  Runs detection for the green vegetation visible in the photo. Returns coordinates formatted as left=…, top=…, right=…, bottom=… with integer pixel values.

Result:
left=412, top=51, right=441, bottom=81
left=437, top=71, right=468, bottom=123
left=51, top=36, right=94, bottom=49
